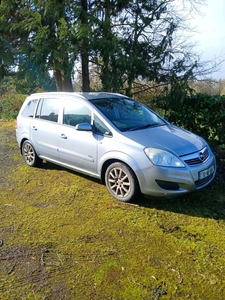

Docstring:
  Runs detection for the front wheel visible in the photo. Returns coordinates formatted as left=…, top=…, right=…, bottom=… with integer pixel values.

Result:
left=105, top=162, right=139, bottom=202
left=22, top=140, right=42, bottom=167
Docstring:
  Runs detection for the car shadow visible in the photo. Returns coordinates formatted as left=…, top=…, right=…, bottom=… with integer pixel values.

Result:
left=39, top=161, right=225, bottom=221
left=39, top=160, right=102, bottom=185
left=132, top=183, right=225, bottom=221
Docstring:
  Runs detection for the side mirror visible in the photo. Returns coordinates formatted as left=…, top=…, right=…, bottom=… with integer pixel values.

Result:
left=75, top=123, right=92, bottom=131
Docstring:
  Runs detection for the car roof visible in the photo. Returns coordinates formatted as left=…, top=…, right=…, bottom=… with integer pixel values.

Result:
left=29, top=92, right=128, bottom=101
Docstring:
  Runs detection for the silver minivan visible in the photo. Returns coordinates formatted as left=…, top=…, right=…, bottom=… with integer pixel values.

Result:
left=16, top=92, right=216, bottom=202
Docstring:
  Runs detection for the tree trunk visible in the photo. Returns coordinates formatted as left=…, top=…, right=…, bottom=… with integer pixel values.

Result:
left=53, top=60, right=73, bottom=92
left=80, top=0, right=90, bottom=92
left=81, top=52, right=90, bottom=92
left=53, top=67, right=63, bottom=91
left=61, top=75, right=73, bottom=92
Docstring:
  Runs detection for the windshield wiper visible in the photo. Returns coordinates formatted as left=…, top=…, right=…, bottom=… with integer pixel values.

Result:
left=127, top=123, right=158, bottom=131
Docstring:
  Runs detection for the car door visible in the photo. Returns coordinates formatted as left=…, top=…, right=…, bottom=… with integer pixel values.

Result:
left=31, top=97, right=61, bottom=161
left=58, top=98, right=98, bottom=176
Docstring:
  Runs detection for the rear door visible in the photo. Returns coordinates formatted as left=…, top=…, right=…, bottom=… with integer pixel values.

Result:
left=31, top=97, right=62, bottom=161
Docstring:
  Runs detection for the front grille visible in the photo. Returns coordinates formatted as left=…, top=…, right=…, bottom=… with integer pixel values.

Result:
left=195, top=173, right=214, bottom=188
left=182, top=147, right=209, bottom=166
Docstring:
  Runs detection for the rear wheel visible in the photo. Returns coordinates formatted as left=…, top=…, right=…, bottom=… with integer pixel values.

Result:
left=22, top=140, right=42, bottom=167
left=105, top=162, right=139, bottom=202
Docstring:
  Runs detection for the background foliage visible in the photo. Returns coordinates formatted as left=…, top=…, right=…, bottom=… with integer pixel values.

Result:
left=0, top=90, right=25, bottom=119
left=0, top=88, right=225, bottom=147
left=153, top=93, right=225, bottom=146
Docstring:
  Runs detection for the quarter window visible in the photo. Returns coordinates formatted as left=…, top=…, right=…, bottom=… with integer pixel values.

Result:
left=94, top=115, right=112, bottom=136
left=21, top=99, right=38, bottom=117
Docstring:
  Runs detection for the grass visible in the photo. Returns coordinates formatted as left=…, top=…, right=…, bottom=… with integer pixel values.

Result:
left=0, top=120, right=225, bottom=299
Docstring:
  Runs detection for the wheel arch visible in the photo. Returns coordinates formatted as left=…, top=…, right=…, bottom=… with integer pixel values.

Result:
left=20, top=138, right=29, bottom=154
left=100, top=158, right=141, bottom=192
left=101, top=159, right=120, bottom=185
left=21, top=139, right=42, bottom=167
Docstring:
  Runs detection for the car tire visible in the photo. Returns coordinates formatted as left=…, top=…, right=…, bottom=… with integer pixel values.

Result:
left=105, top=162, right=139, bottom=202
left=22, top=140, right=42, bottom=167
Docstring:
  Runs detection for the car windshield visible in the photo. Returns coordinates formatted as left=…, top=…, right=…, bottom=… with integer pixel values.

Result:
left=90, top=97, right=166, bottom=132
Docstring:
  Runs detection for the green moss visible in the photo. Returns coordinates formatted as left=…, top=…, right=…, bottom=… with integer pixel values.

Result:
left=1, top=120, right=225, bottom=299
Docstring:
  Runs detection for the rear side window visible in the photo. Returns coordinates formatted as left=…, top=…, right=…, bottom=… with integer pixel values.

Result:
left=21, top=99, right=38, bottom=117
left=35, top=98, right=61, bottom=122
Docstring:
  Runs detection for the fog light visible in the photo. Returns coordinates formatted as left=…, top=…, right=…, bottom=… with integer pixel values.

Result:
left=155, top=180, right=180, bottom=191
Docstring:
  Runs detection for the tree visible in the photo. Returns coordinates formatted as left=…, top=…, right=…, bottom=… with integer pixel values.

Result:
left=0, top=0, right=19, bottom=87
left=79, top=0, right=90, bottom=91
left=89, top=0, right=209, bottom=97
left=0, top=0, right=79, bottom=92
left=89, top=0, right=130, bottom=92
left=23, top=0, right=78, bottom=92
left=191, top=79, right=225, bottom=95
left=0, top=37, right=14, bottom=90
left=1, top=0, right=213, bottom=95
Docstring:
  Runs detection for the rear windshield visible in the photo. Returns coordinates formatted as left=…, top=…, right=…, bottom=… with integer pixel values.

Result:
left=90, top=97, right=165, bottom=132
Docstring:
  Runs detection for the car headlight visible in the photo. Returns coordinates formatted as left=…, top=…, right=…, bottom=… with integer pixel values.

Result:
left=144, top=148, right=185, bottom=167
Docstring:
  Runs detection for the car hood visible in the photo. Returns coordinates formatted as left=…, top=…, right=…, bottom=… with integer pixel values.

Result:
left=123, top=124, right=206, bottom=156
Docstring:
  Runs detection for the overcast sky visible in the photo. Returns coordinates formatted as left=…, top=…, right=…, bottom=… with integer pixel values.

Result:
left=191, top=0, right=225, bottom=79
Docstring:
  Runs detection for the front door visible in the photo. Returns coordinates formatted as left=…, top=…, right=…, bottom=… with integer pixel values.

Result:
left=58, top=99, right=98, bottom=176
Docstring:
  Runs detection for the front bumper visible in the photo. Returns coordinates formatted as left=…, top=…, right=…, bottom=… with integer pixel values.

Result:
left=138, top=154, right=216, bottom=198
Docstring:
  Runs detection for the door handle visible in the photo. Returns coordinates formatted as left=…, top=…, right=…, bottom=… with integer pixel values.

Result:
left=60, top=133, right=67, bottom=139
left=32, top=126, right=37, bottom=131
